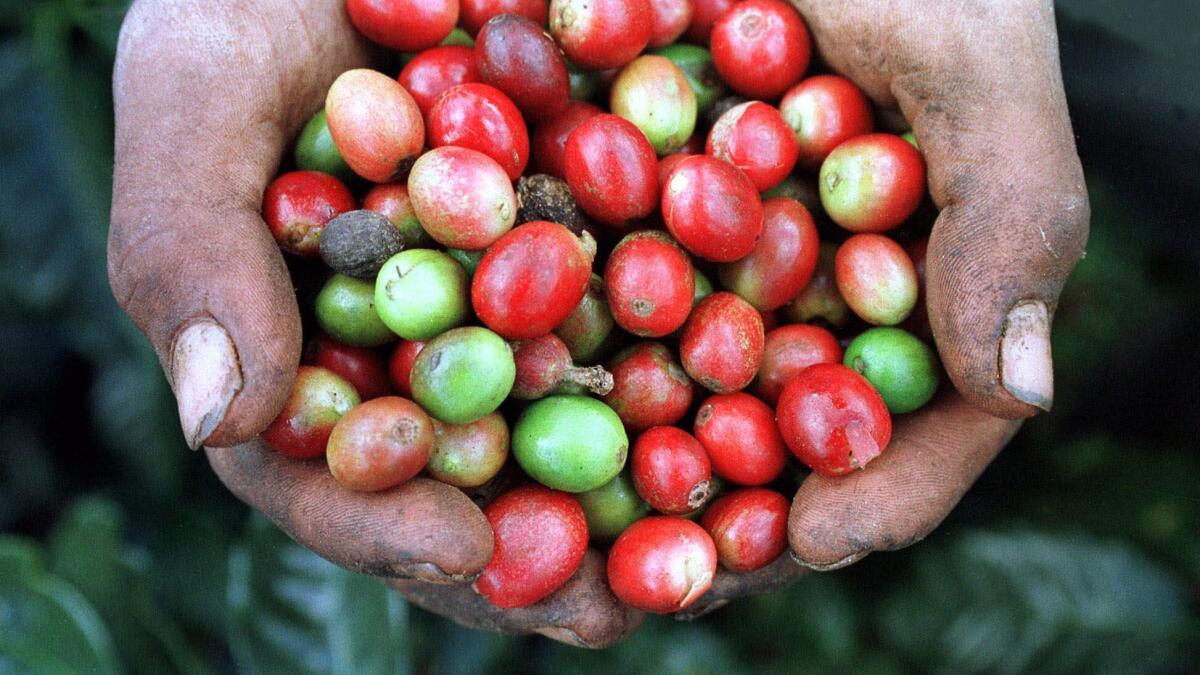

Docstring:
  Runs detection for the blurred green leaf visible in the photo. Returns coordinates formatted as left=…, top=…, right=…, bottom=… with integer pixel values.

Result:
left=880, top=529, right=1192, bottom=675
left=543, top=617, right=745, bottom=675
left=228, top=514, right=412, bottom=675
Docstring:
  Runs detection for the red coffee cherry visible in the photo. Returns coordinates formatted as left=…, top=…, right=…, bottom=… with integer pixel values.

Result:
left=776, top=362, right=892, bottom=477
left=306, top=334, right=392, bottom=401
left=717, top=197, right=819, bottom=311
left=753, top=323, right=842, bottom=404
left=564, top=114, right=660, bottom=227
left=407, top=146, right=517, bottom=250
left=706, top=101, right=799, bottom=192
left=472, top=221, right=594, bottom=340
left=631, top=427, right=713, bottom=515
left=347, top=0, right=459, bottom=51
left=781, top=241, right=850, bottom=328
left=647, top=0, right=694, bottom=48
left=263, top=367, right=360, bottom=459
left=680, top=292, right=764, bottom=393
left=532, top=101, right=605, bottom=178
left=686, top=0, right=738, bottom=44
left=459, top=0, right=549, bottom=36
left=700, top=487, right=789, bottom=572
left=475, top=484, right=589, bottom=608
left=605, top=230, right=695, bottom=337
left=780, top=74, right=873, bottom=170
left=326, top=69, right=425, bottom=183
left=901, top=237, right=932, bottom=339
left=710, top=0, right=809, bottom=100
left=603, top=342, right=695, bottom=432
left=397, top=46, right=480, bottom=121
left=819, top=133, right=926, bottom=233
left=835, top=233, right=919, bottom=326
left=662, top=155, right=762, bottom=262
left=427, top=83, right=530, bottom=180
left=476, top=14, right=571, bottom=122
left=262, top=171, right=356, bottom=257
left=510, top=333, right=614, bottom=399
left=656, top=152, right=691, bottom=187
left=607, top=516, right=717, bottom=613
left=549, top=0, right=653, bottom=70
left=694, top=391, right=787, bottom=485
left=326, top=396, right=435, bottom=491
left=388, top=340, right=426, bottom=398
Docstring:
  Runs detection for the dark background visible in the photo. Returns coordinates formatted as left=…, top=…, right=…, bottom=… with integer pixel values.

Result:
left=1, top=1, right=1198, bottom=673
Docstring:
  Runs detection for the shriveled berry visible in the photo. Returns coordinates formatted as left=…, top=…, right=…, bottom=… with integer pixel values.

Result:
left=306, top=334, right=392, bottom=401
left=605, top=230, right=695, bottom=337
left=694, top=392, right=786, bottom=485
left=513, top=395, right=629, bottom=492
left=607, top=516, right=717, bottom=614
left=754, top=323, right=842, bottom=404
left=263, top=170, right=355, bottom=257
left=631, top=427, right=713, bottom=515
left=410, top=326, right=516, bottom=424
left=700, top=487, right=788, bottom=572
left=662, top=155, right=762, bottom=262
left=717, top=197, right=819, bottom=311
left=575, top=471, right=651, bottom=541
left=511, top=333, right=614, bottom=399
left=680, top=292, right=764, bottom=393
left=325, top=69, right=424, bottom=183
left=603, top=342, right=695, bottom=432
left=835, top=233, right=918, bottom=326
left=326, top=396, right=434, bottom=492
left=263, top=366, right=360, bottom=459
left=776, top=362, right=892, bottom=476
left=516, top=174, right=593, bottom=236
left=374, top=249, right=470, bottom=340
left=706, top=101, right=798, bottom=192
left=427, top=413, right=510, bottom=488
left=319, top=209, right=405, bottom=279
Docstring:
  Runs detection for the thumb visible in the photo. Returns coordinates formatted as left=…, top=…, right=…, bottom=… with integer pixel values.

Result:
left=107, top=0, right=372, bottom=447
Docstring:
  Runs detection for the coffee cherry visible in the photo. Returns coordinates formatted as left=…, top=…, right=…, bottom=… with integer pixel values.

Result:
left=315, top=274, right=396, bottom=348
left=753, top=323, right=842, bottom=405
left=554, top=274, right=617, bottom=364
left=710, top=0, right=809, bottom=100
left=374, top=249, right=470, bottom=340
left=511, top=333, right=614, bottom=399
left=694, top=391, right=786, bottom=485
left=397, top=45, right=480, bottom=120
left=459, top=0, right=549, bottom=36
left=780, top=74, right=873, bottom=170
left=647, top=0, right=693, bottom=48
left=776, top=362, right=892, bottom=476
left=263, top=366, right=360, bottom=459
left=326, top=396, right=434, bottom=492
left=686, top=0, right=738, bottom=44
left=607, top=516, right=717, bottom=613
left=410, top=326, right=516, bottom=424
left=564, top=114, right=660, bottom=227
left=819, top=133, right=926, bottom=233
left=605, top=230, right=695, bottom=337
left=700, top=487, right=789, bottom=572
left=326, top=69, right=424, bottom=183
left=844, top=327, right=939, bottom=414
left=549, top=0, right=653, bottom=70
left=835, top=233, right=919, bottom=326
left=512, top=395, right=629, bottom=492
left=387, top=339, right=425, bottom=398
left=531, top=101, right=604, bottom=178
left=294, top=109, right=353, bottom=182
left=306, top=334, right=393, bottom=401
left=706, top=100, right=798, bottom=191
left=476, top=14, right=571, bottom=122
left=781, top=242, right=850, bottom=328
left=603, top=342, right=695, bottom=432
left=320, top=209, right=405, bottom=279
left=408, top=146, right=517, bottom=250
left=427, top=413, right=510, bottom=488
left=631, top=426, right=713, bottom=515
left=652, top=44, right=726, bottom=114
left=427, top=83, right=529, bottom=179
left=362, top=183, right=431, bottom=248
left=263, top=170, right=355, bottom=257
left=680, top=292, right=764, bottom=393
left=575, top=471, right=651, bottom=541
left=347, top=0, right=458, bottom=51
left=717, top=197, right=819, bottom=311
left=661, top=155, right=763, bottom=262
left=516, top=174, right=595, bottom=237
left=610, top=56, right=697, bottom=155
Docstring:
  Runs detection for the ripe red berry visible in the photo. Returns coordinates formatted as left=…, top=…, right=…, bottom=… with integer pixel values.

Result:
left=605, top=230, right=695, bottom=337
left=347, top=0, right=459, bottom=51
left=459, top=0, right=549, bottom=36
left=407, top=146, right=517, bottom=250
left=607, top=516, right=717, bottom=613
left=511, top=333, right=614, bottom=399
left=662, top=155, right=763, bottom=262
left=262, top=171, right=356, bottom=257
left=564, top=114, right=660, bottom=227
left=532, top=101, right=605, bottom=178
left=631, top=427, right=713, bottom=514
left=780, top=74, right=873, bottom=170
left=603, top=342, right=695, bottom=432
left=472, top=221, right=594, bottom=339
left=706, top=101, right=799, bottom=192
left=717, top=197, right=819, bottom=311
left=694, top=391, right=787, bottom=485
left=263, top=367, right=361, bottom=459
left=647, top=0, right=694, bottom=48
left=710, top=0, right=809, bottom=100
left=776, top=362, right=892, bottom=477
left=397, top=46, right=480, bottom=121
left=306, top=334, right=393, bottom=401
left=819, top=133, right=926, bottom=233
left=326, top=69, right=425, bottom=183
left=753, top=323, right=842, bottom=404
left=475, top=484, right=589, bottom=608
left=326, top=396, right=435, bottom=491
left=835, top=233, right=919, bottom=326
left=700, top=488, right=789, bottom=572
left=388, top=340, right=426, bottom=398
left=475, top=14, right=571, bottom=122
left=549, top=0, right=653, bottom=70
left=901, top=237, right=932, bottom=339
left=427, top=83, right=530, bottom=180
left=686, top=0, right=738, bottom=44
left=680, top=292, right=765, bottom=393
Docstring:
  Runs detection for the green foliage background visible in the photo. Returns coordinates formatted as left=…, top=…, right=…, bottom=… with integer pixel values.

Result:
left=1, top=1, right=1197, bottom=673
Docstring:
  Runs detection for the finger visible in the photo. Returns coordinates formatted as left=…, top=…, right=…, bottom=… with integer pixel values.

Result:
left=206, top=439, right=493, bottom=583
left=108, top=0, right=373, bottom=448
left=789, top=391, right=1018, bottom=570
left=388, top=550, right=645, bottom=649
left=674, top=554, right=807, bottom=621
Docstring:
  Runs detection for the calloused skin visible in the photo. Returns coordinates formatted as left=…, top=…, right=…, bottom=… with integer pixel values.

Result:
left=108, top=0, right=1087, bottom=648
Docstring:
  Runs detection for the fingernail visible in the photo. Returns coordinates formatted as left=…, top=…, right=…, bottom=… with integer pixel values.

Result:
left=536, top=626, right=590, bottom=648
left=791, top=549, right=867, bottom=572
left=1000, top=300, right=1054, bottom=412
left=170, top=319, right=242, bottom=450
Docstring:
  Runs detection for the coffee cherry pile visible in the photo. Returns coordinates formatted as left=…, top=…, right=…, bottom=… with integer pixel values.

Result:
left=260, top=0, right=940, bottom=615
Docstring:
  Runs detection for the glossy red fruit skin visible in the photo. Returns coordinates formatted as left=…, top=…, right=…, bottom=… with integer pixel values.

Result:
left=532, top=102, right=605, bottom=178
left=700, top=487, right=788, bottom=572
left=694, top=391, right=786, bottom=485
left=511, top=333, right=578, bottom=399
left=686, top=0, right=738, bottom=43
left=680, top=292, right=764, bottom=393
left=710, top=0, right=810, bottom=100
left=717, top=197, right=819, bottom=311
left=398, top=46, right=480, bottom=121
left=707, top=101, right=798, bottom=192
left=263, top=171, right=356, bottom=257
left=472, top=221, right=594, bottom=339
left=564, top=114, right=660, bottom=227
left=605, top=231, right=695, bottom=337
left=820, top=133, right=926, bottom=233
left=476, top=14, right=571, bottom=122
left=780, top=74, right=873, bottom=169
left=347, top=0, right=459, bottom=51
left=656, top=152, right=691, bottom=187
left=662, top=155, right=763, bottom=262
left=607, top=516, right=717, bottom=614
left=549, top=0, right=653, bottom=70
left=475, top=484, right=589, bottom=608
left=326, top=69, right=425, bottom=183
left=388, top=340, right=426, bottom=398
left=754, top=324, right=841, bottom=404
left=648, top=0, right=694, bottom=48
left=603, top=342, right=695, bottom=432
left=326, top=396, right=434, bottom=491
left=263, top=367, right=360, bottom=459
left=835, top=233, right=919, bottom=326
left=427, top=83, right=530, bottom=180
left=631, top=427, right=712, bottom=515
left=759, top=309, right=779, bottom=333
left=306, top=334, right=393, bottom=401
left=460, top=0, right=548, bottom=36
left=776, top=362, right=892, bottom=477
left=407, top=146, right=516, bottom=250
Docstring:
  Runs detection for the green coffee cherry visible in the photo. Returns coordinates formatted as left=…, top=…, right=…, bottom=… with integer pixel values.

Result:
left=374, top=250, right=469, bottom=340
left=610, top=55, right=697, bottom=155
left=652, top=44, right=726, bottom=115
left=844, top=327, right=939, bottom=414
left=692, top=269, right=714, bottom=305
left=513, top=395, right=628, bottom=492
left=575, top=471, right=650, bottom=540
left=294, top=109, right=354, bottom=182
left=445, top=248, right=484, bottom=278
left=314, top=274, right=395, bottom=347
left=411, top=327, right=515, bottom=424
